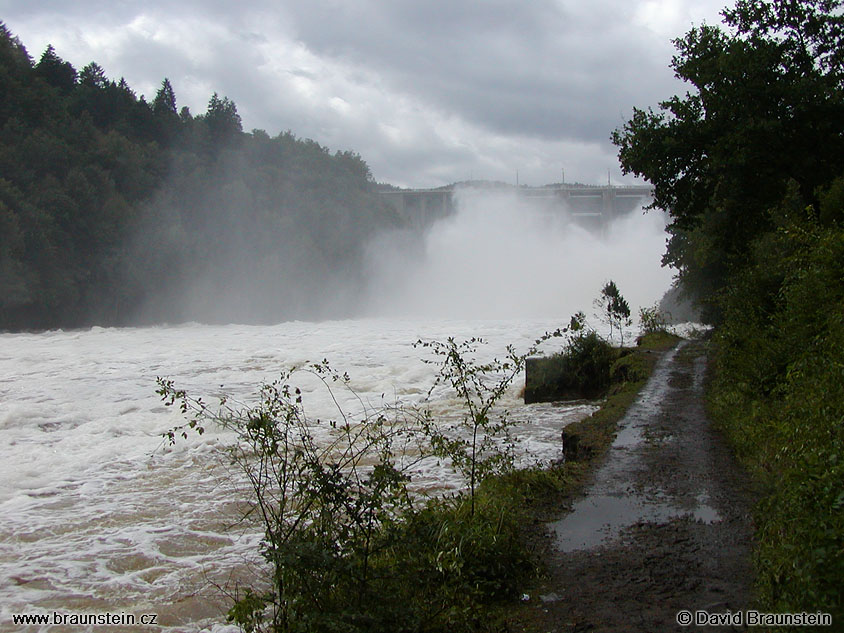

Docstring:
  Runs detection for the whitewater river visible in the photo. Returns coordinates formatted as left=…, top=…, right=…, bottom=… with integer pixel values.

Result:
left=0, top=191, right=675, bottom=631
left=0, top=318, right=598, bottom=632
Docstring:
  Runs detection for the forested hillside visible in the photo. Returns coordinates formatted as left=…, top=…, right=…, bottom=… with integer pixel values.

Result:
left=614, top=0, right=843, bottom=619
left=0, top=24, right=402, bottom=330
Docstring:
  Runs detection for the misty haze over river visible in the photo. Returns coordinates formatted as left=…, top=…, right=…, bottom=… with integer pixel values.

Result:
left=0, top=191, right=672, bottom=630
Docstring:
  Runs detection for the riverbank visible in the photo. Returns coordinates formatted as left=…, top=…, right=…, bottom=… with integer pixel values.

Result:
left=503, top=335, right=754, bottom=632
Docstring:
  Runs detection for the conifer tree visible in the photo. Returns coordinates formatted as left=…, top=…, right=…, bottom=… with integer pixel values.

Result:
left=152, top=78, right=177, bottom=115
left=34, top=45, right=76, bottom=92
left=79, top=62, right=107, bottom=88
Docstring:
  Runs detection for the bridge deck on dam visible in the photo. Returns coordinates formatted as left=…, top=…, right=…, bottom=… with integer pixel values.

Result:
left=378, top=184, right=654, bottom=230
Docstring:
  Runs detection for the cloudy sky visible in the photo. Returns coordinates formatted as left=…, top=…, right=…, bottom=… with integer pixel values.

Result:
left=1, top=0, right=727, bottom=188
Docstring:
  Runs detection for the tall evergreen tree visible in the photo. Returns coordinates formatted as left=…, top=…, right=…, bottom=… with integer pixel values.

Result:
left=152, top=77, right=177, bottom=115
left=34, top=45, right=77, bottom=92
left=203, top=92, right=242, bottom=144
left=0, top=21, right=30, bottom=71
left=79, top=61, right=107, bottom=88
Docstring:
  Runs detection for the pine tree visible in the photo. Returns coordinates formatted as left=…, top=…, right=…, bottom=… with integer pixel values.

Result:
left=34, top=45, right=77, bottom=92
left=152, top=78, right=177, bottom=115
left=79, top=62, right=107, bottom=88
left=203, top=92, right=242, bottom=143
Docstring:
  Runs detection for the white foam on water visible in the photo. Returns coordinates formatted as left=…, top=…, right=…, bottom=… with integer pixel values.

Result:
left=0, top=318, right=594, bottom=630
left=0, top=192, right=675, bottom=629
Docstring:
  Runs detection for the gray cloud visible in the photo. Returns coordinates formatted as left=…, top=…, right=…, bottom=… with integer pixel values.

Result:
left=280, top=0, right=685, bottom=141
left=1, top=0, right=727, bottom=186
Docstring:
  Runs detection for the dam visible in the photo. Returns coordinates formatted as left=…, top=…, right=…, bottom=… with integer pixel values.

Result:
left=379, top=184, right=654, bottom=231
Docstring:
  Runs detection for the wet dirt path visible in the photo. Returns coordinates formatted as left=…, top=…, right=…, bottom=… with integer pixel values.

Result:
left=517, top=341, right=755, bottom=632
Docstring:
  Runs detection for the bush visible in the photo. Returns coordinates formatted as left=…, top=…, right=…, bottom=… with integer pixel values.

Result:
left=524, top=330, right=615, bottom=402
left=159, top=364, right=422, bottom=632
left=565, top=331, right=615, bottom=396
left=638, top=303, right=670, bottom=335
left=385, top=492, right=534, bottom=630
left=710, top=194, right=844, bottom=621
left=158, top=334, right=563, bottom=632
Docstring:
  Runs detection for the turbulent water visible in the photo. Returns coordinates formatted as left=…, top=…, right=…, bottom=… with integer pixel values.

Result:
left=0, top=193, right=674, bottom=631
left=0, top=319, right=600, bottom=631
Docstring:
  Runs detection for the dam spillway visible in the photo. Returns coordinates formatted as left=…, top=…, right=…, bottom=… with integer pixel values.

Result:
left=378, top=184, right=654, bottom=231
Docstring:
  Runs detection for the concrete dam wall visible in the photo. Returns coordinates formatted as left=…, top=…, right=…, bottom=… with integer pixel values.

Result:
left=379, top=184, right=654, bottom=231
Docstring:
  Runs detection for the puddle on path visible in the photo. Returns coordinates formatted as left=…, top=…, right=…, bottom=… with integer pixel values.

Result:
left=550, top=491, right=721, bottom=552
left=549, top=342, right=722, bottom=552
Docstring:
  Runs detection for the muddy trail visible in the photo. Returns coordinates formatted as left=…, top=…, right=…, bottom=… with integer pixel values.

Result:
left=514, top=340, right=755, bottom=632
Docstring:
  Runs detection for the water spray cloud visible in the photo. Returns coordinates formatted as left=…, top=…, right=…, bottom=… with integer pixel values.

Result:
left=362, top=187, right=673, bottom=320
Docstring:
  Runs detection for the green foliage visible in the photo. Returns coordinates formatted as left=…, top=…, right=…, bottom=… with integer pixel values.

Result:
left=202, top=92, right=243, bottom=145
left=158, top=334, right=569, bottom=632
left=612, top=0, right=844, bottom=319
left=637, top=302, right=670, bottom=336
left=524, top=328, right=616, bottom=403
left=635, top=330, right=683, bottom=351
left=34, top=45, right=76, bottom=93
left=159, top=362, right=425, bottom=632
left=152, top=78, right=177, bottom=116
left=568, top=310, right=587, bottom=333
left=609, top=351, right=648, bottom=384
left=0, top=26, right=400, bottom=330
left=385, top=492, right=534, bottom=631
left=525, top=286, right=647, bottom=404
left=611, top=0, right=844, bottom=614
left=593, top=280, right=631, bottom=344
left=414, top=331, right=562, bottom=515
left=710, top=184, right=844, bottom=620
left=562, top=330, right=615, bottom=396
left=79, top=62, right=107, bottom=88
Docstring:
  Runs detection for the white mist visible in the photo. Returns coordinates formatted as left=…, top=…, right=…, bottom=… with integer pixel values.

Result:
left=0, top=187, right=676, bottom=630
left=362, top=188, right=673, bottom=320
